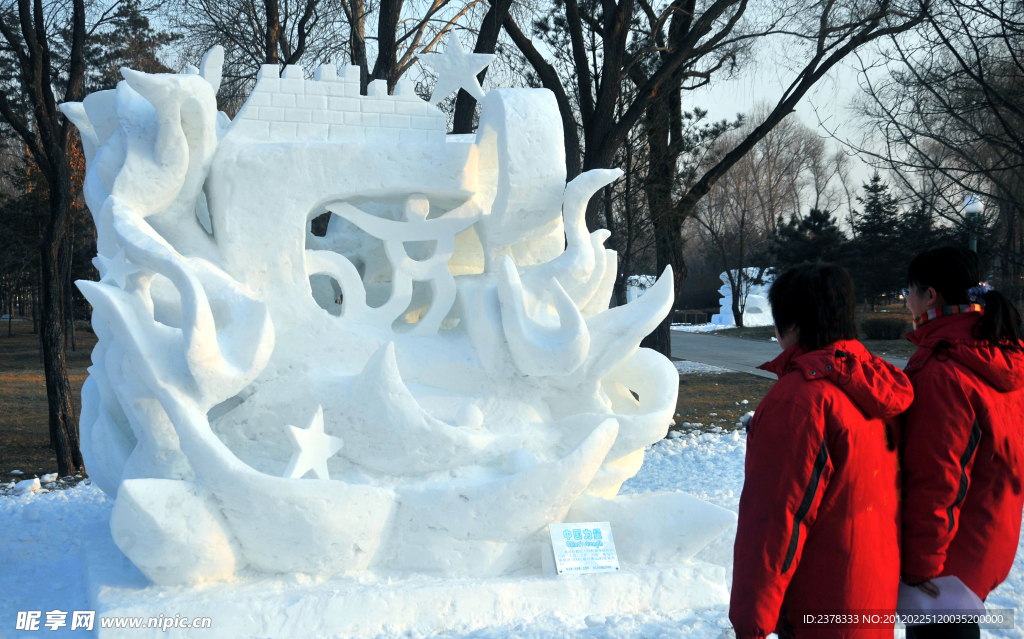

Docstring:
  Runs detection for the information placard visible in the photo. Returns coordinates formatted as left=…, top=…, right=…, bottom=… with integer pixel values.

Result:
left=548, top=522, right=619, bottom=575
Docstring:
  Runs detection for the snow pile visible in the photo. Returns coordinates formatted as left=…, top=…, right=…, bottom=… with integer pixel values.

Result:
left=671, top=323, right=731, bottom=333
left=0, top=482, right=112, bottom=634
left=675, top=360, right=731, bottom=375
left=429, top=608, right=736, bottom=639
left=14, top=477, right=41, bottom=495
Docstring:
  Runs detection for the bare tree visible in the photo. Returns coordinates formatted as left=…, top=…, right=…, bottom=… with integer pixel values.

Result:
left=604, top=116, right=658, bottom=306
left=692, top=127, right=771, bottom=327
left=853, top=0, right=1024, bottom=301
left=692, top=112, right=850, bottom=325
left=0, top=0, right=99, bottom=475
left=174, top=0, right=484, bottom=112
left=499, top=0, right=931, bottom=355
left=172, top=0, right=351, bottom=109
left=802, top=130, right=849, bottom=213
left=450, top=0, right=511, bottom=133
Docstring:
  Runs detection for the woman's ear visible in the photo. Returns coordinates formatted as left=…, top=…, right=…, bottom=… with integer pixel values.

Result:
left=776, top=323, right=800, bottom=349
left=925, top=286, right=943, bottom=308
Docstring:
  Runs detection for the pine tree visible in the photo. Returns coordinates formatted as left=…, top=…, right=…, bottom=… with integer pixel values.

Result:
left=851, top=173, right=903, bottom=310
left=84, top=0, right=179, bottom=91
left=769, top=208, right=848, bottom=271
left=899, top=199, right=967, bottom=258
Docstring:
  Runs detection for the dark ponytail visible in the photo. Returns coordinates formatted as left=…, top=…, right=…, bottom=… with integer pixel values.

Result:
left=978, top=289, right=1023, bottom=349
left=907, top=246, right=1022, bottom=349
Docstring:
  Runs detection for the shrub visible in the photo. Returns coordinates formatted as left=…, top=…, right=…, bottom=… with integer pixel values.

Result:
left=861, top=317, right=912, bottom=340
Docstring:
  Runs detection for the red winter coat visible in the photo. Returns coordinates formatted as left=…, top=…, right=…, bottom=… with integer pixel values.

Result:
left=730, top=340, right=914, bottom=639
left=901, top=311, right=1024, bottom=600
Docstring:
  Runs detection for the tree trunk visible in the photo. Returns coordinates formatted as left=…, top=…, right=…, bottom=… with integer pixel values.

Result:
left=67, top=234, right=76, bottom=352
left=40, top=169, right=83, bottom=477
left=641, top=216, right=687, bottom=357
left=452, top=0, right=514, bottom=134
left=612, top=141, right=634, bottom=307
left=581, top=142, right=619, bottom=232
left=371, top=0, right=401, bottom=90
left=639, top=98, right=686, bottom=358
left=68, top=291, right=76, bottom=351
left=349, top=0, right=369, bottom=93
left=32, top=276, right=38, bottom=335
left=265, top=0, right=281, bottom=64
left=731, top=280, right=745, bottom=328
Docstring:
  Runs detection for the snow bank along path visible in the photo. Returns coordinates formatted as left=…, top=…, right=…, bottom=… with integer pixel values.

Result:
left=3, top=432, right=1024, bottom=638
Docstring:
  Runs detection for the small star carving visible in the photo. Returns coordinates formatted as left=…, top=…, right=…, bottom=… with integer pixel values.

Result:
left=283, top=406, right=344, bottom=480
left=418, top=34, right=495, bottom=106
left=93, top=248, right=142, bottom=289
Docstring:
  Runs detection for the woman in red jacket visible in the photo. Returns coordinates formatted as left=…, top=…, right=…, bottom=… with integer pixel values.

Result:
left=900, top=246, right=1024, bottom=639
left=730, top=264, right=914, bottom=638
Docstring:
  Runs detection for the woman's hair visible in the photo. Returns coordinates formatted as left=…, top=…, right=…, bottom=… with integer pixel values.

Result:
left=907, top=246, right=1022, bottom=348
left=769, top=264, right=858, bottom=351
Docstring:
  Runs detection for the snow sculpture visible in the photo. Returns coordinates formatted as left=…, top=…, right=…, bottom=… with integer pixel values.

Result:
left=711, top=268, right=775, bottom=327
left=64, top=41, right=735, bottom=596
left=626, top=274, right=656, bottom=302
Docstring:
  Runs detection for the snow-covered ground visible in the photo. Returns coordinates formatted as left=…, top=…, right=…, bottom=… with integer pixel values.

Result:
left=0, top=483, right=111, bottom=638
left=674, top=360, right=731, bottom=375
left=671, top=323, right=730, bottom=333
left=3, top=432, right=1023, bottom=638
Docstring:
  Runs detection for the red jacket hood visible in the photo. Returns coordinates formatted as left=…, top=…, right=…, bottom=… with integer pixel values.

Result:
left=760, top=339, right=914, bottom=419
left=906, top=312, right=1024, bottom=393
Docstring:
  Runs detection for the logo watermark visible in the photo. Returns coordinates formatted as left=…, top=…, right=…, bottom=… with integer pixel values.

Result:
left=799, top=609, right=1015, bottom=629
left=16, top=610, right=212, bottom=631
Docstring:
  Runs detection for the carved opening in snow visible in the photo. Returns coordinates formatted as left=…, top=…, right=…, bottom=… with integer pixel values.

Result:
left=194, top=181, right=215, bottom=235
left=148, top=272, right=183, bottom=329
left=403, top=239, right=437, bottom=259
left=309, top=274, right=344, bottom=316
left=309, top=212, right=331, bottom=237
left=302, top=195, right=478, bottom=334
left=208, top=392, right=246, bottom=423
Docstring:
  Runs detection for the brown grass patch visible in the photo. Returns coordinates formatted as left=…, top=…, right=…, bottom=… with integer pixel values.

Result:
left=0, top=319, right=96, bottom=480
left=673, top=372, right=776, bottom=433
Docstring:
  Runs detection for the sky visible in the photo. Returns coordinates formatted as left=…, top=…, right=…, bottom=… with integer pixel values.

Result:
left=687, top=41, right=877, bottom=194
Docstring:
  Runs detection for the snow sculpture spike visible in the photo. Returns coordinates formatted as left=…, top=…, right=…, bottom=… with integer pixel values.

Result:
left=63, top=45, right=735, bottom=585
left=199, top=45, right=224, bottom=94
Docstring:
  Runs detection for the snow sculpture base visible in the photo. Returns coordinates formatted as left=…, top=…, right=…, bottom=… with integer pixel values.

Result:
left=82, top=524, right=729, bottom=638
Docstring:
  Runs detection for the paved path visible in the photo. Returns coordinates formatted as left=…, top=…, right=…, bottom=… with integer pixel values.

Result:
left=670, top=331, right=909, bottom=379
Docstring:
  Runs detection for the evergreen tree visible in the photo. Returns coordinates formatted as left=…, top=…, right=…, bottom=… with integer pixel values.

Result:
left=851, top=173, right=904, bottom=309
left=901, top=198, right=972, bottom=255
left=768, top=208, right=848, bottom=271
left=900, top=201, right=942, bottom=258
left=84, top=0, right=179, bottom=91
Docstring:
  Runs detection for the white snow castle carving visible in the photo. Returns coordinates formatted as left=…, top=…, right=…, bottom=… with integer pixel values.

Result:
left=711, top=268, right=775, bottom=327
left=63, top=43, right=735, bottom=592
